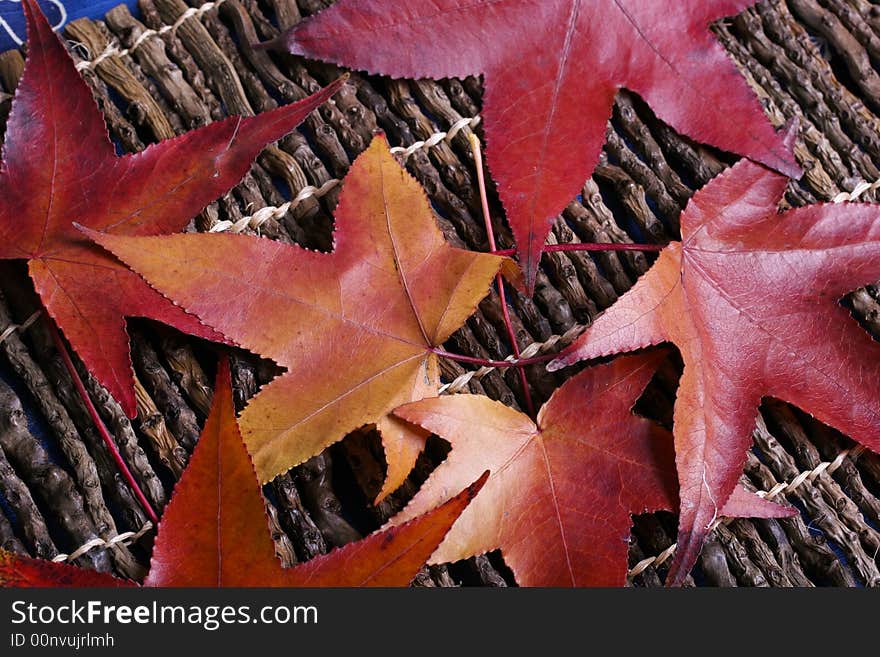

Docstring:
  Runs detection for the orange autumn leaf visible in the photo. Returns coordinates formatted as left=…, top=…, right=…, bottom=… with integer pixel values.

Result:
left=392, top=352, right=794, bottom=586
left=0, top=360, right=485, bottom=588
left=0, top=0, right=344, bottom=415
left=85, top=135, right=505, bottom=499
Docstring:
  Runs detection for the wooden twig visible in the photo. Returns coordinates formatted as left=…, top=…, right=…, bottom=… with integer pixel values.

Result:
left=0, top=288, right=143, bottom=578
left=133, top=375, right=187, bottom=478
left=0, top=435, right=58, bottom=560
left=132, top=336, right=201, bottom=453
left=0, top=379, right=111, bottom=573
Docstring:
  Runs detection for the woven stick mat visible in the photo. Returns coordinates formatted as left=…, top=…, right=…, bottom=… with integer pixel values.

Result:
left=1, top=0, right=880, bottom=587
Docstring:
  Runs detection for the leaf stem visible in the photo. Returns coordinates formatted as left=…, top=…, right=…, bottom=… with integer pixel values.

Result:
left=492, top=242, right=664, bottom=256
left=431, top=348, right=558, bottom=368
left=49, top=321, right=159, bottom=526
left=468, top=133, right=536, bottom=418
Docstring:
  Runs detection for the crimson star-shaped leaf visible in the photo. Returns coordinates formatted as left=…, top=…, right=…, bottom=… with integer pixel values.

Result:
left=270, top=0, right=800, bottom=290
left=552, top=157, right=880, bottom=584
left=0, top=0, right=343, bottom=414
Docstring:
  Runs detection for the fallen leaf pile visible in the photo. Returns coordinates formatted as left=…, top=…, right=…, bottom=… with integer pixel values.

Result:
left=2, top=0, right=879, bottom=588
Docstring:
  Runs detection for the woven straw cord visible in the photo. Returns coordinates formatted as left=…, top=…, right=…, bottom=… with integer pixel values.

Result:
left=832, top=179, right=880, bottom=203
left=627, top=444, right=868, bottom=578
left=0, top=310, right=41, bottom=346
left=214, top=169, right=880, bottom=365
left=74, top=0, right=229, bottom=72
left=209, top=116, right=482, bottom=234
left=51, top=522, right=154, bottom=564
left=208, top=179, right=342, bottom=234
left=439, top=323, right=586, bottom=394
left=388, top=115, right=482, bottom=159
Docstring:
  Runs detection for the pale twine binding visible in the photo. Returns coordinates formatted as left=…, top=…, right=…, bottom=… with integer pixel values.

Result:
left=249, top=148, right=874, bottom=388
left=832, top=179, right=880, bottom=203
left=208, top=116, right=482, bottom=234
left=439, top=323, right=587, bottom=394
left=208, top=179, right=342, bottom=234
left=388, top=115, right=481, bottom=159
left=74, top=0, right=229, bottom=72
left=51, top=522, right=154, bottom=564
left=0, top=310, right=42, bottom=345
left=627, top=444, right=868, bottom=578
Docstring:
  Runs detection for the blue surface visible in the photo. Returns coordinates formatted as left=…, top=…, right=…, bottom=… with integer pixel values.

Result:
left=0, top=0, right=139, bottom=51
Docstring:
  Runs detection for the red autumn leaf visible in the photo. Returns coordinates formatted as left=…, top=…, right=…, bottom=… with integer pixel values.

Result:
left=0, top=551, right=131, bottom=588
left=267, top=0, right=801, bottom=291
left=0, top=0, right=344, bottom=416
left=392, top=352, right=794, bottom=586
left=84, top=135, right=505, bottom=499
left=0, top=360, right=486, bottom=588
left=550, top=157, right=880, bottom=585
